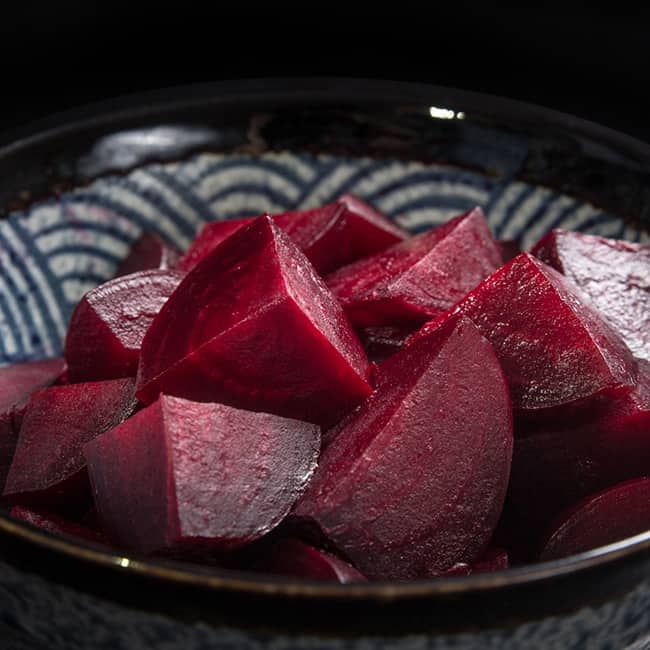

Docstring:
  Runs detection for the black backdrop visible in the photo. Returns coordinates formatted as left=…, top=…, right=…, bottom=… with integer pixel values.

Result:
left=0, top=3, right=648, bottom=143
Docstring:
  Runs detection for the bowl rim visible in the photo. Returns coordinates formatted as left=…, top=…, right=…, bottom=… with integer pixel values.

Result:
left=1, top=76, right=649, bottom=600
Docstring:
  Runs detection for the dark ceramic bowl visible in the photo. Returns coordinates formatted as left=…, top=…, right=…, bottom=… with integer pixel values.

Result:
left=0, top=79, right=649, bottom=650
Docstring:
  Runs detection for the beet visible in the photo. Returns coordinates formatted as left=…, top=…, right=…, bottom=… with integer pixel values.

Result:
left=273, top=194, right=407, bottom=275
left=135, top=215, right=372, bottom=427
left=499, top=239, right=522, bottom=264
left=503, top=359, right=650, bottom=551
left=176, top=195, right=405, bottom=275
left=176, top=218, right=254, bottom=272
left=356, top=325, right=415, bottom=363
left=3, top=378, right=137, bottom=508
left=412, top=253, right=638, bottom=412
left=65, top=270, right=184, bottom=383
left=260, top=538, right=366, bottom=583
left=326, top=207, right=502, bottom=327
left=10, top=505, right=109, bottom=546
left=472, top=547, right=509, bottom=573
left=83, top=395, right=320, bottom=555
left=539, top=477, right=650, bottom=561
left=0, top=357, right=66, bottom=412
left=294, top=315, right=513, bottom=580
left=0, top=406, right=25, bottom=492
left=114, top=232, right=181, bottom=277
left=532, top=230, right=650, bottom=363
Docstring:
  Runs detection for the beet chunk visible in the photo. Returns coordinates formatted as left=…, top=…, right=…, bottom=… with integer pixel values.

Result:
left=3, top=378, right=137, bottom=508
left=539, top=478, right=650, bottom=561
left=0, top=406, right=25, bottom=492
left=356, top=325, right=416, bottom=363
left=260, top=538, right=366, bottom=583
left=0, top=358, right=66, bottom=412
left=84, top=395, right=320, bottom=555
left=10, top=505, right=109, bottom=546
left=136, top=215, right=372, bottom=427
left=504, top=359, right=650, bottom=549
left=114, top=232, right=181, bottom=277
left=176, top=218, right=254, bottom=272
left=532, top=230, right=650, bottom=363
left=472, top=547, right=509, bottom=573
left=294, top=316, right=513, bottom=580
left=326, top=207, right=502, bottom=327
left=65, top=270, right=184, bottom=383
left=412, top=253, right=638, bottom=412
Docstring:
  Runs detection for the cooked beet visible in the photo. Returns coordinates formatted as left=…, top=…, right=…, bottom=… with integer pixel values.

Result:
left=84, top=395, right=320, bottom=555
left=0, top=406, right=25, bottom=492
left=326, top=207, right=502, bottom=327
left=136, top=215, right=372, bottom=427
left=3, top=378, right=137, bottom=508
left=472, top=547, right=509, bottom=573
left=539, top=477, right=650, bottom=561
left=176, top=218, right=255, bottom=272
left=294, top=316, right=513, bottom=580
left=0, top=358, right=66, bottom=412
left=499, top=239, right=521, bottom=264
left=356, top=325, right=415, bottom=363
left=65, top=270, right=184, bottom=383
left=114, top=232, right=181, bottom=277
left=260, top=538, right=366, bottom=583
left=273, top=194, right=407, bottom=274
left=10, top=505, right=109, bottom=546
left=503, top=360, right=650, bottom=549
left=411, top=253, right=638, bottom=412
left=532, top=229, right=650, bottom=363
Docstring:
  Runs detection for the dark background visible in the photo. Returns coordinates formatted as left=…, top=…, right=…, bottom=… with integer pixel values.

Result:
left=0, top=3, right=648, bottom=143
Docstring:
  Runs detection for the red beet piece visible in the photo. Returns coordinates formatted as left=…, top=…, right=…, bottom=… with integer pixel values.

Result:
left=136, top=215, right=372, bottom=427
left=261, top=538, right=366, bottom=583
left=10, top=505, right=109, bottom=546
left=532, top=230, right=650, bottom=363
left=412, top=253, right=638, bottom=412
left=539, top=477, right=650, bottom=561
left=505, top=359, right=650, bottom=547
left=0, top=406, right=25, bottom=492
left=356, top=325, right=416, bottom=363
left=326, top=207, right=502, bottom=327
left=472, top=547, right=509, bottom=573
left=176, top=218, right=255, bottom=272
left=3, top=378, right=137, bottom=508
left=294, top=316, right=513, bottom=580
left=114, top=232, right=181, bottom=277
left=0, top=357, right=66, bottom=412
left=65, top=270, right=184, bottom=383
left=83, top=395, right=320, bottom=555
left=499, top=239, right=521, bottom=264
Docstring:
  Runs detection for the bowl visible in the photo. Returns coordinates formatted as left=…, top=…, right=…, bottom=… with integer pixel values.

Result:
left=0, top=78, right=649, bottom=649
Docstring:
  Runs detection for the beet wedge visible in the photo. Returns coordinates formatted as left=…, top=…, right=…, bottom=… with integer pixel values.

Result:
left=10, top=505, right=109, bottom=547
left=65, top=270, right=184, bottom=383
left=83, top=395, right=320, bottom=555
left=0, top=357, right=66, bottom=413
left=532, top=230, right=650, bottom=363
left=504, top=359, right=650, bottom=548
left=3, top=378, right=137, bottom=508
left=326, top=207, right=502, bottom=327
left=259, top=538, right=366, bottom=583
left=294, top=316, right=513, bottom=580
left=115, top=231, right=181, bottom=277
left=176, top=218, right=255, bottom=272
left=136, top=215, right=372, bottom=427
left=411, top=253, right=638, bottom=412
left=0, top=406, right=25, bottom=493
left=539, top=477, right=650, bottom=561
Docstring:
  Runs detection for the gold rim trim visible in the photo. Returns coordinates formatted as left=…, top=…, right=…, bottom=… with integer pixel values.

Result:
left=2, top=514, right=650, bottom=599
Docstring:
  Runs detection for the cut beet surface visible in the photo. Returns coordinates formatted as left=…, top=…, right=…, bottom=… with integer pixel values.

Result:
left=356, top=325, right=416, bottom=363
left=503, top=359, right=650, bottom=553
left=84, top=395, right=320, bottom=555
left=539, top=477, right=650, bottom=561
left=294, top=315, right=513, bottom=580
left=10, top=505, right=109, bottom=547
left=176, top=218, right=255, bottom=272
left=259, top=538, right=366, bottom=583
left=0, top=405, right=26, bottom=492
left=0, top=357, right=66, bottom=413
left=326, top=207, right=502, bottom=327
left=3, top=378, right=137, bottom=509
left=411, top=253, right=638, bottom=412
left=532, top=229, right=650, bottom=363
left=136, top=215, right=372, bottom=427
left=114, top=232, right=181, bottom=277
left=65, top=270, right=184, bottom=383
